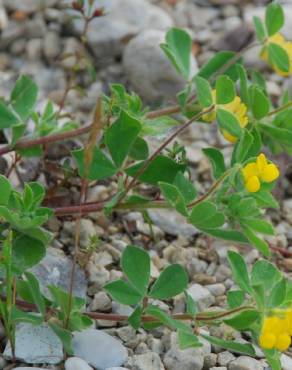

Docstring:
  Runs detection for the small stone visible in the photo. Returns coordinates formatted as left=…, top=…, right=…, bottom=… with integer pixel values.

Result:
left=206, top=284, right=226, bottom=297
left=31, top=247, right=87, bottom=298
left=210, top=367, right=227, bottom=370
left=187, top=284, right=215, bottom=310
left=105, top=368, right=130, bottom=370
left=4, top=323, right=63, bottom=364
left=148, top=209, right=198, bottom=238
left=283, top=199, right=292, bottom=224
left=3, top=0, right=57, bottom=12
left=203, top=353, right=217, bottom=369
left=12, top=368, right=49, bottom=370
left=123, top=29, right=198, bottom=103
left=194, top=274, right=216, bottom=285
left=86, top=260, right=110, bottom=288
left=125, top=352, right=165, bottom=370
left=281, top=354, right=292, bottom=370
left=116, top=326, right=136, bottom=343
left=65, top=357, right=94, bottom=370
left=217, top=351, right=235, bottom=366
left=73, top=329, right=128, bottom=370
left=26, top=38, right=42, bottom=60
left=90, top=292, right=112, bottom=312
left=0, top=5, right=8, bottom=30
left=228, top=356, right=264, bottom=370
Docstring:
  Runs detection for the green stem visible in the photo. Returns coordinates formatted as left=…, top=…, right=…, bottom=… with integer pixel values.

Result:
left=267, top=101, right=292, bottom=117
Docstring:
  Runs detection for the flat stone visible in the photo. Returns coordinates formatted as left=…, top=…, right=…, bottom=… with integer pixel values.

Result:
left=148, top=209, right=198, bottom=238
left=125, top=352, right=165, bottom=370
left=228, top=356, right=264, bottom=370
left=72, top=329, right=128, bottom=370
left=4, top=323, right=63, bottom=364
left=71, top=0, right=173, bottom=58
left=187, top=284, right=215, bottom=310
left=65, top=357, right=94, bottom=370
left=30, top=247, right=87, bottom=299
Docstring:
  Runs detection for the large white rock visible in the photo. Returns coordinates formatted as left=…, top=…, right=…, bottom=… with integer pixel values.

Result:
left=65, top=357, right=94, bottom=370
left=71, top=0, right=173, bottom=58
left=4, top=323, right=63, bottom=364
left=72, top=329, right=128, bottom=370
left=123, top=29, right=198, bottom=103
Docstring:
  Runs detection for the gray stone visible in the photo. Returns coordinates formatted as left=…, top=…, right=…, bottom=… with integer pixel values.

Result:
left=164, top=332, right=210, bottom=370
left=72, top=0, right=173, bottom=58
left=90, top=291, right=112, bottom=312
left=125, top=352, right=165, bottom=370
left=72, top=329, right=128, bottom=370
left=281, top=354, right=292, bottom=370
left=30, top=247, right=87, bottom=299
left=283, top=199, right=292, bottom=224
left=44, top=31, right=61, bottom=60
left=65, top=357, right=94, bottom=370
left=206, top=283, right=226, bottom=297
left=3, top=0, right=57, bottom=12
left=106, top=368, right=129, bottom=370
left=123, top=29, right=198, bottom=103
left=148, top=209, right=198, bottom=237
left=4, top=323, right=63, bottom=364
left=26, top=38, right=42, bottom=60
left=217, top=351, right=235, bottom=366
left=12, top=368, right=49, bottom=370
left=211, top=367, right=227, bottom=370
left=187, top=284, right=215, bottom=310
left=0, top=5, right=7, bottom=30
left=228, top=356, right=264, bottom=370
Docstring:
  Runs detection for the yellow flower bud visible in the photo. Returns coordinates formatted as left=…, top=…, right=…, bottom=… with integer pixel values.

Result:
left=245, top=175, right=260, bottom=193
left=259, top=332, right=276, bottom=349
left=260, top=164, right=280, bottom=183
left=275, top=333, right=291, bottom=351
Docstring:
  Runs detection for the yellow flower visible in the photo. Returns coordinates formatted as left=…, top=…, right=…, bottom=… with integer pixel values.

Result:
left=242, top=153, right=279, bottom=193
left=202, top=90, right=248, bottom=143
left=260, top=33, right=292, bottom=76
left=260, top=313, right=292, bottom=352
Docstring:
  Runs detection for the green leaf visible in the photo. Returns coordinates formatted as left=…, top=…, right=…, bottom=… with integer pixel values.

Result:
left=12, top=235, right=46, bottom=272
left=0, top=100, right=19, bottom=128
left=126, top=155, right=186, bottom=186
left=216, top=75, right=235, bottom=104
left=227, top=251, right=252, bottom=294
left=217, top=108, right=242, bottom=140
left=242, top=225, right=271, bottom=257
left=232, top=130, right=253, bottom=164
left=11, top=307, right=43, bottom=325
left=202, top=148, right=226, bottom=179
left=237, top=64, right=249, bottom=107
left=173, top=172, right=197, bottom=203
left=11, top=123, right=26, bottom=146
left=0, top=175, right=12, bottom=206
left=159, top=182, right=188, bottom=216
left=121, top=245, right=150, bottom=295
left=128, top=306, right=143, bottom=330
left=178, top=330, right=202, bottom=349
left=149, top=264, right=188, bottom=300
left=49, top=323, right=73, bottom=355
left=129, top=137, right=149, bottom=160
left=72, top=146, right=117, bottom=181
left=198, top=51, right=241, bottom=81
left=267, top=278, right=286, bottom=308
left=224, top=310, right=259, bottom=330
left=251, top=260, right=281, bottom=292
left=24, top=272, right=46, bottom=317
left=253, top=16, right=266, bottom=43
left=189, top=201, right=224, bottom=229
left=201, top=228, right=248, bottom=243
left=185, top=291, right=197, bottom=316
left=263, top=349, right=281, bottom=370
left=258, top=122, right=292, bottom=147
left=104, top=279, right=143, bottom=305
left=194, top=76, right=213, bottom=107
left=249, top=86, right=270, bottom=119
left=142, top=116, right=178, bottom=136
left=227, top=290, right=245, bottom=309
left=105, top=110, right=141, bottom=167
left=252, top=189, right=279, bottom=209
left=10, top=75, right=38, bottom=121
left=161, top=28, right=192, bottom=80
left=268, top=43, right=290, bottom=73
left=265, top=1, right=284, bottom=37
left=242, top=219, right=274, bottom=235
left=201, top=334, right=255, bottom=356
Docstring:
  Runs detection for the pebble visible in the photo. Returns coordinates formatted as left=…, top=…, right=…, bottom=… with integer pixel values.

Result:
left=90, top=291, right=112, bottom=312
left=281, top=354, right=292, bottom=370
left=12, top=368, right=49, bottom=370
left=72, top=329, right=128, bottom=370
left=4, top=323, right=63, bottom=364
left=26, top=38, right=42, bottom=60
left=65, top=357, right=94, bottom=370
left=30, top=247, right=87, bottom=298
left=187, top=283, right=215, bottom=310
left=206, top=283, right=226, bottom=297
left=43, top=31, right=61, bottom=60
left=123, top=29, right=198, bottom=103
left=228, top=356, right=264, bottom=370
left=125, top=352, right=165, bottom=370
left=217, top=351, right=235, bottom=366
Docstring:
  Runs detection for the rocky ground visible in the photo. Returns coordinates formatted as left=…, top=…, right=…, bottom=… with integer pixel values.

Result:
left=1, top=0, right=292, bottom=369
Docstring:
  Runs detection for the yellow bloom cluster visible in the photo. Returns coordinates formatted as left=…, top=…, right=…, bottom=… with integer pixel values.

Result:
left=242, top=153, right=279, bottom=193
left=259, top=311, right=292, bottom=351
left=261, top=33, right=292, bottom=76
left=202, top=90, right=248, bottom=143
